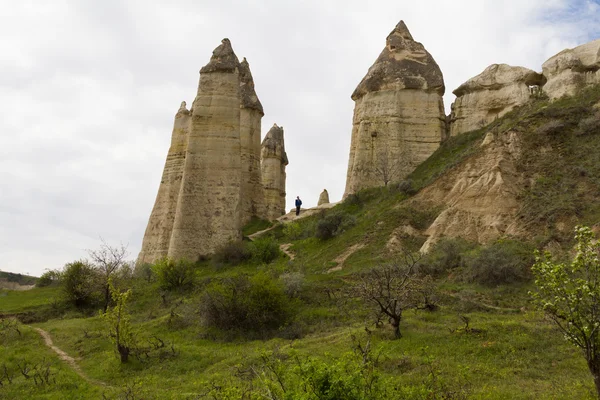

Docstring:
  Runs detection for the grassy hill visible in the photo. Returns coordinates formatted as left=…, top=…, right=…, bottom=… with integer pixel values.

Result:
left=2, top=86, right=600, bottom=399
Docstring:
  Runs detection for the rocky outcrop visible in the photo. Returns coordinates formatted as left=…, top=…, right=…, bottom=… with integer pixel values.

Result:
left=239, top=58, right=265, bottom=225
left=415, top=129, right=524, bottom=253
left=344, top=20, right=446, bottom=197
left=318, top=189, right=329, bottom=206
left=168, top=38, right=243, bottom=261
left=137, top=102, right=191, bottom=265
left=450, top=64, right=545, bottom=136
left=543, top=39, right=600, bottom=100
left=139, top=39, right=285, bottom=265
left=261, top=124, right=288, bottom=220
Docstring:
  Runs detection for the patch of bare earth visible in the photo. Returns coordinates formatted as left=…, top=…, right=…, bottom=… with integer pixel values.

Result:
left=34, top=327, right=109, bottom=387
left=328, top=243, right=365, bottom=273
left=279, top=243, right=295, bottom=260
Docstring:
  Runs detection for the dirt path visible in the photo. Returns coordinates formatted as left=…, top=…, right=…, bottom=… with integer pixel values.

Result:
left=34, top=327, right=108, bottom=387
left=279, top=243, right=295, bottom=260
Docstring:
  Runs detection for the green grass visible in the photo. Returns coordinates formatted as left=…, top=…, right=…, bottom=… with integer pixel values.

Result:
left=0, top=286, right=61, bottom=314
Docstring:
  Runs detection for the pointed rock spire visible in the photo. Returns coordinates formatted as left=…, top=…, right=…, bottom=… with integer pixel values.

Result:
left=200, top=38, right=240, bottom=73
left=239, top=57, right=264, bottom=114
left=352, top=20, right=444, bottom=100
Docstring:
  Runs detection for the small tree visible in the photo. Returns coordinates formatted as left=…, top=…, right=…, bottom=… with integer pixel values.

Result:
left=531, top=226, right=600, bottom=397
left=352, top=253, right=426, bottom=339
left=88, top=239, right=128, bottom=312
left=101, top=279, right=136, bottom=363
left=61, top=260, right=97, bottom=308
left=374, top=151, right=402, bottom=187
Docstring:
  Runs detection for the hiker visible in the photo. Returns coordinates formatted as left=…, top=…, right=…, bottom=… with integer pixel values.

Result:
left=295, top=196, right=302, bottom=216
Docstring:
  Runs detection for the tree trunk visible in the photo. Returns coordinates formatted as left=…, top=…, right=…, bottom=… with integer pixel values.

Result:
left=103, top=284, right=110, bottom=313
left=587, top=357, right=600, bottom=398
left=391, top=318, right=402, bottom=339
left=118, top=344, right=130, bottom=363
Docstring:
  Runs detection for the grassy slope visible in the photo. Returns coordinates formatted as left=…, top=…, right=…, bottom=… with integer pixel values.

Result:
left=3, top=87, right=600, bottom=398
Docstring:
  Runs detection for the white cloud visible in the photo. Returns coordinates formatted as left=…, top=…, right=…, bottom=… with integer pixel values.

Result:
left=0, top=0, right=597, bottom=275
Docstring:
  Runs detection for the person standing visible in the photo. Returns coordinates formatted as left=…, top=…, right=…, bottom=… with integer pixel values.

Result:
left=295, top=196, right=302, bottom=216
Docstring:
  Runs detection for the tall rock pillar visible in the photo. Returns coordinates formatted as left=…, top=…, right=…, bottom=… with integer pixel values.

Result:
left=138, top=102, right=191, bottom=265
left=239, top=58, right=265, bottom=225
left=343, top=20, right=446, bottom=197
left=168, top=39, right=243, bottom=261
left=261, top=124, right=288, bottom=220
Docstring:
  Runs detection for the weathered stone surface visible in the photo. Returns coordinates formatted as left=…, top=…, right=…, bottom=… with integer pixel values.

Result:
left=415, top=129, right=524, bottom=253
left=543, top=39, right=600, bottom=100
left=450, top=64, right=545, bottom=136
left=168, top=39, right=243, bottom=261
left=344, top=20, right=446, bottom=197
left=261, top=124, right=288, bottom=220
left=318, top=189, right=329, bottom=206
left=138, top=102, right=191, bottom=265
left=239, top=58, right=264, bottom=225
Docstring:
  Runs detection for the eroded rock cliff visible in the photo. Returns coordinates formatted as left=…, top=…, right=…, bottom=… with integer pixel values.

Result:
left=450, top=64, right=545, bottom=136
left=344, top=20, right=446, bottom=197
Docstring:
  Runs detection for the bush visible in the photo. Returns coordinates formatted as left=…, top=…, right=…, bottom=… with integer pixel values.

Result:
left=199, top=272, right=296, bottom=334
left=396, top=179, right=417, bottom=195
left=577, top=112, right=600, bottom=136
left=36, top=269, right=61, bottom=288
left=212, top=241, right=252, bottom=266
left=536, top=120, right=565, bottom=136
left=153, top=258, right=197, bottom=291
left=315, top=212, right=356, bottom=240
left=463, top=239, right=534, bottom=285
left=61, top=260, right=99, bottom=307
left=249, top=237, right=281, bottom=264
left=279, top=272, right=305, bottom=297
left=343, top=193, right=362, bottom=207
left=283, top=222, right=303, bottom=240
left=419, top=238, right=475, bottom=277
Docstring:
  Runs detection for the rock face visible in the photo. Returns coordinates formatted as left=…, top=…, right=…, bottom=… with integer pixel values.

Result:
left=543, top=39, right=600, bottom=100
left=318, top=189, right=330, bottom=206
left=261, top=124, right=288, bottom=220
left=137, top=102, right=191, bottom=265
left=344, top=20, right=446, bottom=197
left=414, top=129, right=524, bottom=253
left=239, top=58, right=265, bottom=225
left=168, top=38, right=243, bottom=261
left=139, top=39, right=284, bottom=265
left=450, top=64, right=545, bottom=137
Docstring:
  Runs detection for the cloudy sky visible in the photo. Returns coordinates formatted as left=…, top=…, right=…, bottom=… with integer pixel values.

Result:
left=1, top=0, right=599, bottom=276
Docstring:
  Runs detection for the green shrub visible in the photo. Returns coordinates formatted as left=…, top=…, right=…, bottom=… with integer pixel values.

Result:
left=283, top=222, right=303, bottom=240
left=61, top=260, right=99, bottom=307
left=419, top=238, right=475, bottom=277
left=199, top=272, right=296, bottom=334
left=463, top=239, right=534, bottom=285
left=36, top=269, right=61, bottom=288
left=315, top=212, right=356, bottom=240
left=212, top=241, right=252, bottom=266
left=249, top=237, right=281, bottom=264
left=153, top=258, right=197, bottom=291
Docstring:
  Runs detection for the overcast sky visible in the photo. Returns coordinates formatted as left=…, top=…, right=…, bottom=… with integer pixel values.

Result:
left=1, top=0, right=599, bottom=276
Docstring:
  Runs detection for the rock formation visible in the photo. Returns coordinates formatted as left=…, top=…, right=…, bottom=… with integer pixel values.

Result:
left=415, top=129, right=524, bottom=253
left=239, top=58, right=265, bottom=225
left=137, top=102, right=191, bottom=265
left=139, top=39, right=285, bottom=265
left=543, top=39, right=600, bottom=100
left=318, top=189, right=330, bottom=206
left=261, top=124, right=288, bottom=220
left=449, top=64, right=545, bottom=137
left=344, top=20, right=446, bottom=197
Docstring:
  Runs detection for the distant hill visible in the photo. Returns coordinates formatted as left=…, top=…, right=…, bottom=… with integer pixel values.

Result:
left=0, top=270, right=38, bottom=289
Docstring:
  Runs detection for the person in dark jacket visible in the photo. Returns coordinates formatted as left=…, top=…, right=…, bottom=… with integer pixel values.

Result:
left=295, top=196, right=302, bottom=216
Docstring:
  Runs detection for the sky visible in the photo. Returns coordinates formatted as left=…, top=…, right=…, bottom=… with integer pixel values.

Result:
left=1, top=0, right=599, bottom=276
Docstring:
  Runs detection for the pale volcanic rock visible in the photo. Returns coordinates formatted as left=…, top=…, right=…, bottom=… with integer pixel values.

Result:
left=543, top=39, right=600, bottom=100
left=415, top=130, right=524, bottom=253
left=318, top=189, right=330, bottom=206
left=239, top=58, right=265, bottom=225
left=168, top=39, right=243, bottom=261
left=344, top=20, right=446, bottom=197
left=450, top=64, right=545, bottom=136
left=261, top=124, right=288, bottom=220
left=138, top=102, right=191, bottom=265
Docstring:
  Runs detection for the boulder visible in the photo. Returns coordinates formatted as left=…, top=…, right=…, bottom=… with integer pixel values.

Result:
left=344, top=20, right=446, bottom=197
left=542, top=39, right=600, bottom=100
left=450, top=64, right=545, bottom=136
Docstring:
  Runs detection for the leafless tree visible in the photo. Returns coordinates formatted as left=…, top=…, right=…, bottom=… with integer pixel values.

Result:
left=373, top=148, right=413, bottom=187
left=88, top=239, right=129, bottom=313
left=352, top=252, right=428, bottom=339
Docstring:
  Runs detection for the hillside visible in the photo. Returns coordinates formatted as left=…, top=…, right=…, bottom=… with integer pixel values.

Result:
left=2, top=86, right=600, bottom=399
